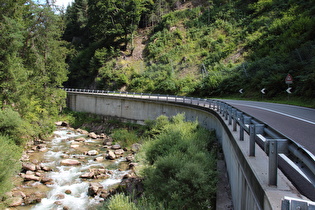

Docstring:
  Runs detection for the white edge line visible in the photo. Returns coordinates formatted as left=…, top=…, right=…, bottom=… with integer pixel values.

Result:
left=228, top=103, right=315, bottom=125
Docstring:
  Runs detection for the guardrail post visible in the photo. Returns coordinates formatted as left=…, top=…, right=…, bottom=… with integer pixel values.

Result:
left=233, top=109, right=237, bottom=131
left=268, top=139, right=278, bottom=186
left=249, top=124, right=255, bottom=156
left=228, top=107, right=232, bottom=125
left=225, top=105, right=229, bottom=120
left=240, top=113, right=244, bottom=141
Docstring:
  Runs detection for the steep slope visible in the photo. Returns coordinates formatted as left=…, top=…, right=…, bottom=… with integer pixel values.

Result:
left=64, top=0, right=315, bottom=102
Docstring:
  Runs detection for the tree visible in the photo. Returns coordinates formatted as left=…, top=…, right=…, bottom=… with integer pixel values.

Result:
left=87, top=0, right=142, bottom=50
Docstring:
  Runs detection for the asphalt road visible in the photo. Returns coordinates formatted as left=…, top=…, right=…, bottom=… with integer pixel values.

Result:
left=219, top=100, right=315, bottom=156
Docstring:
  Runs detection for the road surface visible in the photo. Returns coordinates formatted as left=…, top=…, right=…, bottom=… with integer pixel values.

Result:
left=219, top=100, right=315, bottom=155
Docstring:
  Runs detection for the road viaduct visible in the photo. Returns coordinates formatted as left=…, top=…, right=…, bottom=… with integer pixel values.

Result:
left=65, top=89, right=315, bottom=210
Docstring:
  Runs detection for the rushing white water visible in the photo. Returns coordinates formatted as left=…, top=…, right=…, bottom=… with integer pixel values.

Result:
left=30, top=128, right=130, bottom=210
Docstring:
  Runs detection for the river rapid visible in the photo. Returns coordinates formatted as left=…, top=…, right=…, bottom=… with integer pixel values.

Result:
left=12, top=126, right=132, bottom=210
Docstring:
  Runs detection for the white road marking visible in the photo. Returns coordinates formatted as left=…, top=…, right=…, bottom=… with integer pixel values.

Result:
left=228, top=103, right=315, bottom=125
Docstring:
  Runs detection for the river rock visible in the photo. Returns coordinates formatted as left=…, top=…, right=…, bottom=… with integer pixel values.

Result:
left=38, top=147, right=48, bottom=152
left=55, top=194, right=65, bottom=199
left=86, top=150, right=98, bottom=156
left=12, top=191, right=26, bottom=198
left=65, top=189, right=72, bottom=194
left=41, top=176, right=53, bottom=185
left=77, top=128, right=89, bottom=135
left=111, top=144, right=121, bottom=150
left=80, top=172, right=95, bottom=179
left=60, top=159, right=81, bottom=166
left=88, top=132, right=98, bottom=139
left=106, top=151, right=116, bottom=160
left=94, top=156, right=104, bottom=162
left=88, top=182, right=103, bottom=197
left=24, top=174, right=41, bottom=181
left=24, top=192, right=45, bottom=205
left=8, top=196, right=24, bottom=207
left=20, top=153, right=30, bottom=161
left=75, top=137, right=85, bottom=142
left=126, top=155, right=134, bottom=162
left=70, top=144, right=80, bottom=148
left=99, top=133, right=107, bottom=138
left=40, top=163, right=52, bottom=172
left=22, top=162, right=36, bottom=171
left=129, top=162, right=138, bottom=169
left=55, top=121, right=68, bottom=126
left=26, top=170, right=35, bottom=175
left=99, top=190, right=110, bottom=199
left=114, top=149, right=124, bottom=155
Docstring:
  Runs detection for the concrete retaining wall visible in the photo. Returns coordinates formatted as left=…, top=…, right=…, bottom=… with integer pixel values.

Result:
left=66, top=92, right=302, bottom=210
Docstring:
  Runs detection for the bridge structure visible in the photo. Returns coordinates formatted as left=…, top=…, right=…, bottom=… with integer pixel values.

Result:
left=64, top=88, right=315, bottom=210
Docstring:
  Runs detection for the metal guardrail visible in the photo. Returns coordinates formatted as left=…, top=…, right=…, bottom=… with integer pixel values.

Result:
left=63, top=88, right=315, bottom=206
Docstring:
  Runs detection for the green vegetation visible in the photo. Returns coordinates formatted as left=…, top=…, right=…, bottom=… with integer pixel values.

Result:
left=64, top=0, right=315, bottom=106
left=101, top=114, right=218, bottom=209
left=0, top=0, right=68, bottom=201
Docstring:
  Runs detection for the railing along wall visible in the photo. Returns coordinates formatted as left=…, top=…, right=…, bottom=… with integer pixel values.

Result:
left=64, top=88, right=315, bottom=209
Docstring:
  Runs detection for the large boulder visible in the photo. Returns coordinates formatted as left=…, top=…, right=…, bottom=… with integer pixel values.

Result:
left=60, top=159, right=81, bottom=166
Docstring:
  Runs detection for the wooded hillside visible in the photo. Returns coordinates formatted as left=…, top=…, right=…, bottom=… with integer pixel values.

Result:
left=0, top=0, right=68, bottom=198
left=64, top=0, right=315, bottom=101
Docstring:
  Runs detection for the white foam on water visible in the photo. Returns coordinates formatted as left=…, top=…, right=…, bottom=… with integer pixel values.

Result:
left=50, top=166, right=82, bottom=186
left=33, top=182, right=90, bottom=210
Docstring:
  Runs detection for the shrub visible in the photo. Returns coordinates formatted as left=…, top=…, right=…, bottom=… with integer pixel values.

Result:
left=102, top=193, right=137, bottom=210
left=141, top=114, right=218, bottom=209
left=0, top=108, right=30, bottom=145
left=111, top=129, right=139, bottom=147
left=0, top=135, right=22, bottom=199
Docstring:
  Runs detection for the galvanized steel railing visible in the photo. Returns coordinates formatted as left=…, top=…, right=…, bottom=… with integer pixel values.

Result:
left=64, top=88, right=315, bottom=204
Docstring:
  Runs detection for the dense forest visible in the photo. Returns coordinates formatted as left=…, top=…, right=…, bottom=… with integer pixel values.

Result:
left=64, top=0, right=315, bottom=101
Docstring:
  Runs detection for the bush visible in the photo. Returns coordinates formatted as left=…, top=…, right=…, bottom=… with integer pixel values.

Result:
left=0, top=135, right=22, bottom=199
left=102, top=194, right=137, bottom=210
left=111, top=129, right=139, bottom=147
left=142, top=114, right=218, bottom=209
left=0, top=108, right=30, bottom=145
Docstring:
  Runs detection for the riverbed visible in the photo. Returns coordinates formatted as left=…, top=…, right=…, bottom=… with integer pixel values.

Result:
left=11, top=126, right=132, bottom=210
